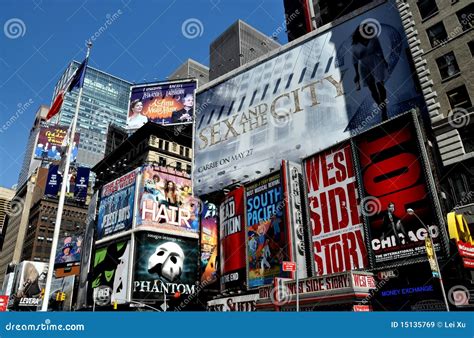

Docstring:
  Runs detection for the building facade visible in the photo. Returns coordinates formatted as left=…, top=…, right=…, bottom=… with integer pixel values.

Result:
left=209, top=20, right=280, bottom=80
left=51, top=61, right=132, bottom=168
left=0, top=187, right=15, bottom=249
left=168, top=58, right=210, bottom=87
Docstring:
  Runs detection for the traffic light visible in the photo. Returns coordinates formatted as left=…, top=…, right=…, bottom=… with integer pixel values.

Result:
left=56, top=292, right=66, bottom=302
left=40, top=288, right=45, bottom=299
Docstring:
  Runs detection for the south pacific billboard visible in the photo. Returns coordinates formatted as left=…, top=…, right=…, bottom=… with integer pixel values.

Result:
left=354, top=113, right=447, bottom=268
left=136, top=165, right=199, bottom=238
left=220, top=187, right=246, bottom=292
left=303, top=142, right=368, bottom=276
left=133, top=231, right=199, bottom=301
left=127, top=80, right=197, bottom=130
left=194, top=1, right=422, bottom=194
left=34, top=125, right=79, bottom=162
left=97, top=169, right=138, bottom=240
left=246, top=173, right=290, bottom=288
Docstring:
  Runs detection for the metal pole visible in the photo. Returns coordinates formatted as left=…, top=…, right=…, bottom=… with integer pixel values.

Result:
left=41, top=43, right=92, bottom=311
left=411, top=212, right=450, bottom=312
left=296, top=263, right=299, bottom=312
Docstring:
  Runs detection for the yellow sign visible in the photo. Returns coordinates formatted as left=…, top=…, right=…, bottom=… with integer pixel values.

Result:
left=447, top=212, right=473, bottom=244
left=425, top=237, right=439, bottom=277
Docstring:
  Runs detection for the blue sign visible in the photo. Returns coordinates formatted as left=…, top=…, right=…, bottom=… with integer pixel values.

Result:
left=45, top=165, right=61, bottom=196
left=74, top=167, right=90, bottom=202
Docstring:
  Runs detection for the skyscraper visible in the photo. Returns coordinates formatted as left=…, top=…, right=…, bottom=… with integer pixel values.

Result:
left=51, top=61, right=132, bottom=168
left=169, top=58, right=210, bottom=86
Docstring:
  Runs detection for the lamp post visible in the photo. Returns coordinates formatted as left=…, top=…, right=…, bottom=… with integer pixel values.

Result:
left=406, top=208, right=450, bottom=311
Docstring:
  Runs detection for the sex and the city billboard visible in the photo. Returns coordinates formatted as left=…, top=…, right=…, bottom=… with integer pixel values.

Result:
left=194, top=1, right=422, bottom=194
left=127, top=80, right=197, bottom=130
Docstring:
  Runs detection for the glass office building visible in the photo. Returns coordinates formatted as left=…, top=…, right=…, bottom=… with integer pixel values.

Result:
left=52, top=61, right=131, bottom=167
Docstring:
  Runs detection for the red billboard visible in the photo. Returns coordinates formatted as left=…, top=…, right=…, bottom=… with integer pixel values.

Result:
left=354, top=114, right=445, bottom=267
left=220, top=186, right=246, bottom=292
left=304, top=142, right=368, bottom=276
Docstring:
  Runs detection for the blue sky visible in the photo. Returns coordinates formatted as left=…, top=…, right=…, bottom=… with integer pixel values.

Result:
left=0, top=0, right=287, bottom=188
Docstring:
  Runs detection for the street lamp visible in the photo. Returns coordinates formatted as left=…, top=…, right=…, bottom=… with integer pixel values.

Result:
left=406, top=208, right=450, bottom=312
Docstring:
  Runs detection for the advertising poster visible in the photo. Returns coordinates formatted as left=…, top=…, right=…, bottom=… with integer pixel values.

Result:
left=91, top=240, right=131, bottom=305
left=194, top=1, right=422, bottom=194
left=9, top=261, right=48, bottom=310
left=34, top=125, right=79, bottom=162
left=133, top=231, right=199, bottom=301
left=304, top=142, right=368, bottom=276
left=137, top=165, right=199, bottom=238
left=45, top=164, right=61, bottom=196
left=48, top=275, right=75, bottom=311
left=447, top=211, right=474, bottom=269
left=127, top=80, right=197, bottom=129
left=246, top=173, right=290, bottom=288
left=207, top=294, right=258, bottom=311
left=97, top=169, right=138, bottom=239
left=74, top=167, right=90, bottom=202
left=54, top=233, right=82, bottom=276
left=220, top=187, right=246, bottom=292
left=282, top=160, right=309, bottom=279
left=354, top=114, right=443, bottom=267
left=200, top=202, right=219, bottom=285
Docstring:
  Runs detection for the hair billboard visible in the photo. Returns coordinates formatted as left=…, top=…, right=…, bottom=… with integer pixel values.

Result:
left=194, top=1, right=422, bottom=194
left=246, top=172, right=290, bottom=288
left=353, top=113, right=447, bottom=268
left=303, top=142, right=368, bottom=276
left=136, top=165, right=199, bottom=238
left=220, top=187, right=246, bottom=292
left=127, top=80, right=197, bottom=130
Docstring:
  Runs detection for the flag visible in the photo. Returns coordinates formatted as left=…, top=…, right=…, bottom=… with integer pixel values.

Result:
left=46, top=57, right=89, bottom=120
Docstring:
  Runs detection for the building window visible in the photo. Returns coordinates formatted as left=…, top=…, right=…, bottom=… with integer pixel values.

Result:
left=172, top=142, right=177, bottom=152
left=159, top=157, right=166, bottom=167
left=417, top=0, right=438, bottom=20
left=164, top=141, right=169, bottom=151
left=469, top=40, right=474, bottom=56
left=176, top=162, right=182, bottom=171
left=159, top=139, right=163, bottom=149
left=186, top=164, right=191, bottom=174
left=427, top=22, right=448, bottom=47
left=447, top=85, right=472, bottom=110
left=179, top=146, right=184, bottom=156
left=435, top=52, right=460, bottom=79
left=185, top=148, right=190, bottom=158
left=456, top=4, right=474, bottom=31
left=459, top=125, right=474, bottom=153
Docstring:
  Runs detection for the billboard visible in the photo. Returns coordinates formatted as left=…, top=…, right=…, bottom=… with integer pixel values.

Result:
left=194, top=1, right=422, bottom=194
left=282, top=160, right=309, bottom=279
left=45, top=165, right=90, bottom=202
left=91, top=240, right=131, bottom=305
left=354, top=114, right=444, bottom=267
left=9, top=261, right=48, bottom=310
left=54, top=233, right=82, bottom=276
left=137, top=165, right=199, bottom=238
left=133, top=231, right=199, bottom=301
left=207, top=294, right=258, bottom=311
left=127, top=80, right=197, bottom=129
left=48, top=275, right=75, bottom=311
left=74, top=166, right=90, bottom=202
left=97, top=169, right=138, bottom=239
left=34, top=125, right=79, bottom=162
left=220, top=187, right=246, bottom=292
left=304, top=142, right=367, bottom=276
left=447, top=212, right=474, bottom=269
left=246, top=173, right=290, bottom=288
left=45, top=164, right=61, bottom=196
left=200, top=202, right=219, bottom=285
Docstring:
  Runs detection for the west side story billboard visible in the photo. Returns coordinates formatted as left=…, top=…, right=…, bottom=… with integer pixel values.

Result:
left=194, top=1, right=422, bottom=194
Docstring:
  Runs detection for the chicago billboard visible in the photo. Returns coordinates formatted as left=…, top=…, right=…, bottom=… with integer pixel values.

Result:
left=133, top=231, right=199, bottom=301
left=303, top=142, right=367, bottom=276
left=354, top=114, right=445, bottom=267
left=194, top=1, right=422, bottom=194
left=246, top=173, right=290, bottom=288
left=97, top=169, right=138, bottom=240
left=91, top=240, right=131, bottom=305
left=34, top=125, right=79, bottom=162
left=200, top=202, right=219, bottom=286
left=137, top=165, right=199, bottom=238
left=220, top=187, right=246, bottom=292
left=127, top=80, right=197, bottom=129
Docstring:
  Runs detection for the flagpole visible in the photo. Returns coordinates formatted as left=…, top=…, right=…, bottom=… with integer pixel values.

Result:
left=41, top=42, right=92, bottom=311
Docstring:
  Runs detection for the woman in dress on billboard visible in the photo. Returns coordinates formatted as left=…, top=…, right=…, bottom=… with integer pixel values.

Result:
left=128, top=99, right=147, bottom=129
left=352, top=22, right=389, bottom=121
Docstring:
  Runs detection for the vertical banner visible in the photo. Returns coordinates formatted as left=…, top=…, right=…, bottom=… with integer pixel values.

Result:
left=220, top=187, right=246, bottom=292
left=97, top=169, right=138, bottom=239
left=91, top=240, right=131, bottom=305
left=45, top=164, right=61, bottom=196
left=246, top=173, right=289, bottom=288
left=304, top=142, right=367, bottom=276
left=200, top=202, right=219, bottom=286
left=282, top=160, right=308, bottom=279
left=74, top=167, right=90, bottom=202
left=354, top=114, right=443, bottom=267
